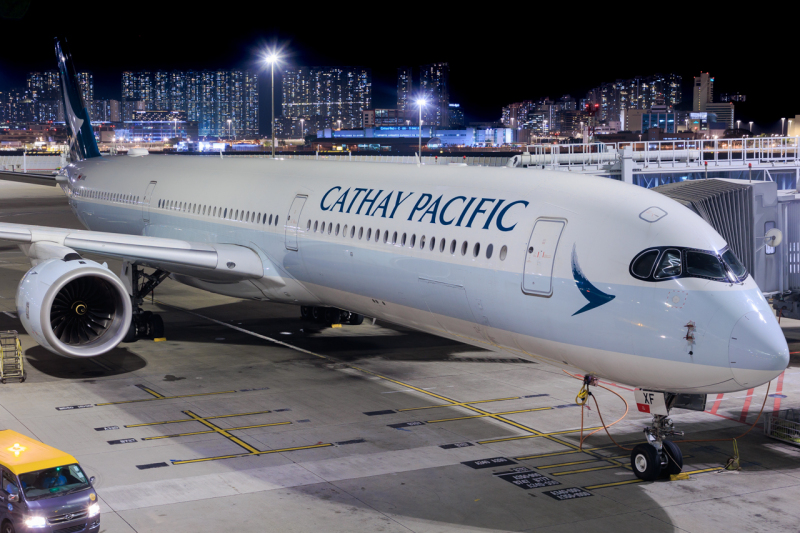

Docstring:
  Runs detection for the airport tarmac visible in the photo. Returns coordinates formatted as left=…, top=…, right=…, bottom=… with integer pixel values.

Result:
left=0, top=180, right=798, bottom=533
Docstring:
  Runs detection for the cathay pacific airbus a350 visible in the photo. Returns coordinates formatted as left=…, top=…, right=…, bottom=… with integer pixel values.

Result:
left=0, top=39, right=788, bottom=481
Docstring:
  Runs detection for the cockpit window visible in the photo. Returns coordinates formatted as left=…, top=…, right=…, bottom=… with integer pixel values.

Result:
left=654, top=249, right=682, bottom=279
left=685, top=251, right=726, bottom=280
left=722, top=249, right=747, bottom=280
left=631, top=250, right=659, bottom=278
left=629, top=246, right=748, bottom=283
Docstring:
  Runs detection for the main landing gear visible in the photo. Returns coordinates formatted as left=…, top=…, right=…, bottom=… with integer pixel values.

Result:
left=122, top=265, right=169, bottom=342
left=631, top=400, right=684, bottom=481
left=300, top=306, right=364, bottom=326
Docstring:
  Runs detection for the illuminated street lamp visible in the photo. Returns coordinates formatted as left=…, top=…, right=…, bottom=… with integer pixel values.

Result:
left=299, top=118, right=304, bottom=138
left=337, top=119, right=342, bottom=130
left=227, top=119, right=231, bottom=141
left=782, top=117, right=786, bottom=136
left=416, top=99, right=427, bottom=161
left=749, top=121, right=753, bottom=132
left=737, top=120, right=741, bottom=130
left=265, top=52, right=280, bottom=158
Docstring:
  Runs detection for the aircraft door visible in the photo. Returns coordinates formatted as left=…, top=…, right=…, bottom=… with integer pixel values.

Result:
left=522, top=218, right=565, bottom=296
left=142, top=181, right=157, bottom=223
left=285, top=194, right=308, bottom=251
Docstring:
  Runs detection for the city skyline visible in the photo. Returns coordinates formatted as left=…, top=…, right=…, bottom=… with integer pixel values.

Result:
left=0, top=4, right=788, bottom=132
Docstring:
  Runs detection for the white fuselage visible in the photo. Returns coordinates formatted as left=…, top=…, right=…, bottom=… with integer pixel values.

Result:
left=58, top=154, right=789, bottom=394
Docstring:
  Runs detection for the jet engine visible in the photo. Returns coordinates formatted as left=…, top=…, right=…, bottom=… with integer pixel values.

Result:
left=16, top=256, right=131, bottom=358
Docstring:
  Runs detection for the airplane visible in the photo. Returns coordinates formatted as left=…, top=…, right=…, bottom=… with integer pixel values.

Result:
left=0, top=38, right=788, bottom=482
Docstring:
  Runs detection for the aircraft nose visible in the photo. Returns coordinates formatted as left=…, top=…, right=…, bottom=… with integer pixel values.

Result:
left=729, top=311, right=789, bottom=388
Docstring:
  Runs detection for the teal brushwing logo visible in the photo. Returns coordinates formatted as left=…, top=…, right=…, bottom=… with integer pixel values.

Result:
left=572, top=244, right=615, bottom=316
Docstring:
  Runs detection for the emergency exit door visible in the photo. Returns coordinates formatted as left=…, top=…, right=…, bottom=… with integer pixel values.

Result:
left=522, top=219, right=565, bottom=296
left=285, top=194, right=307, bottom=251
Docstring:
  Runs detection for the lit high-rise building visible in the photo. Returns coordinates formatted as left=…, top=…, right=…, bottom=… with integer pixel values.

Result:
left=282, top=66, right=372, bottom=132
left=169, top=70, right=186, bottom=112
left=122, top=71, right=153, bottom=116
left=77, top=72, right=93, bottom=108
left=124, top=69, right=258, bottom=137
left=693, top=72, right=713, bottom=112
left=154, top=71, right=170, bottom=111
left=419, top=63, right=449, bottom=127
left=26, top=71, right=63, bottom=123
left=397, top=67, right=413, bottom=111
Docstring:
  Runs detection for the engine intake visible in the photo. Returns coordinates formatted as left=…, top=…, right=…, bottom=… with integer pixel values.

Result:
left=17, top=258, right=131, bottom=358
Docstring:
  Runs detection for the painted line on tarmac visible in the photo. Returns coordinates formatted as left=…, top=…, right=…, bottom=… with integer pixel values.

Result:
left=397, top=396, right=522, bottom=412
left=158, top=301, right=642, bottom=472
left=550, top=464, right=628, bottom=476
left=171, top=443, right=334, bottom=465
left=537, top=455, right=629, bottom=469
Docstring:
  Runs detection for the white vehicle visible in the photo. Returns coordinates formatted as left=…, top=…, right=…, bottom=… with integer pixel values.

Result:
left=0, top=39, right=788, bottom=481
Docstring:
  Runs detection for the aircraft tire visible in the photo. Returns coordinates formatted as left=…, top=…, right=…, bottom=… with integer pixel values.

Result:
left=631, top=443, right=660, bottom=481
left=661, top=440, right=683, bottom=477
left=300, top=306, right=312, bottom=320
left=325, top=308, right=342, bottom=324
left=149, top=314, right=165, bottom=339
left=348, top=313, right=364, bottom=325
left=311, top=307, right=324, bottom=322
left=122, top=322, right=138, bottom=343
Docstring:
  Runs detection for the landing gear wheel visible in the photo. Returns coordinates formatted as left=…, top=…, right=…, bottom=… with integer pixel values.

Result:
left=300, top=306, right=312, bottom=320
left=123, top=322, right=138, bottom=343
left=661, top=440, right=683, bottom=477
left=348, top=313, right=364, bottom=325
left=325, top=308, right=342, bottom=324
left=631, top=443, right=661, bottom=481
left=311, top=307, right=324, bottom=322
left=148, top=314, right=165, bottom=339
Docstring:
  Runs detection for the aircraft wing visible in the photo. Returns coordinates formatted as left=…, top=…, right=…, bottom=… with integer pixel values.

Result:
left=0, top=171, right=59, bottom=187
left=0, top=222, right=264, bottom=281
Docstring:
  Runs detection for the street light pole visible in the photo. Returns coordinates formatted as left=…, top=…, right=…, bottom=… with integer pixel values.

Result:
left=749, top=121, right=753, bottom=133
left=265, top=53, right=279, bottom=158
left=782, top=117, right=786, bottom=136
left=416, top=99, right=426, bottom=162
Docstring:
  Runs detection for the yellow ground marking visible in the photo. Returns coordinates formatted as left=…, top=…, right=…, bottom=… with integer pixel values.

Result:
left=398, top=397, right=522, bottom=412
left=426, top=406, right=552, bottom=424
left=154, top=338, right=167, bottom=342
left=172, top=443, right=333, bottom=465
left=538, top=456, right=629, bottom=469
left=184, top=410, right=260, bottom=453
left=156, top=302, right=618, bottom=460
left=138, top=386, right=165, bottom=398
left=95, top=389, right=237, bottom=406
left=551, top=464, right=630, bottom=476
left=142, top=421, right=291, bottom=440
left=124, top=409, right=276, bottom=428
left=682, top=467, right=724, bottom=475
left=479, top=427, right=603, bottom=444
left=584, top=478, right=642, bottom=490
left=514, top=443, right=636, bottom=460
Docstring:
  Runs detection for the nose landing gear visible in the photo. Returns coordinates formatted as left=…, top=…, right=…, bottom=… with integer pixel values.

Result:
left=631, top=390, right=683, bottom=481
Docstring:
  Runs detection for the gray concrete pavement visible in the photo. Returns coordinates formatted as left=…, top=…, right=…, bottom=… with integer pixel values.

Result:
left=0, top=180, right=797, bottom=532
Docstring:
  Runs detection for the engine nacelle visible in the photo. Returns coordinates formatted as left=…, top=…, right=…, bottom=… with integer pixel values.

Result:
left=16, top=257, right=132, bottom=358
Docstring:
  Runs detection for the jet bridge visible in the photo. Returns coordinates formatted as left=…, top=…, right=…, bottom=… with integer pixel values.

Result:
left=653, top=178, right=800, bottom=317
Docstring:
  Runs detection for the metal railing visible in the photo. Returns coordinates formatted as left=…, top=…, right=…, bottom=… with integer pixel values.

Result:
left=516, top=136, right=800, bottom=171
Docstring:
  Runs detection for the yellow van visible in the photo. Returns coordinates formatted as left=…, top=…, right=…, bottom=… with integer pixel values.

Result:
left=0, top=430, right=99, bottom=533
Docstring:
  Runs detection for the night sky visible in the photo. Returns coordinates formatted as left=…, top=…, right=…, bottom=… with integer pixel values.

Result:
left=0, top=2, right=792, bottom=134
